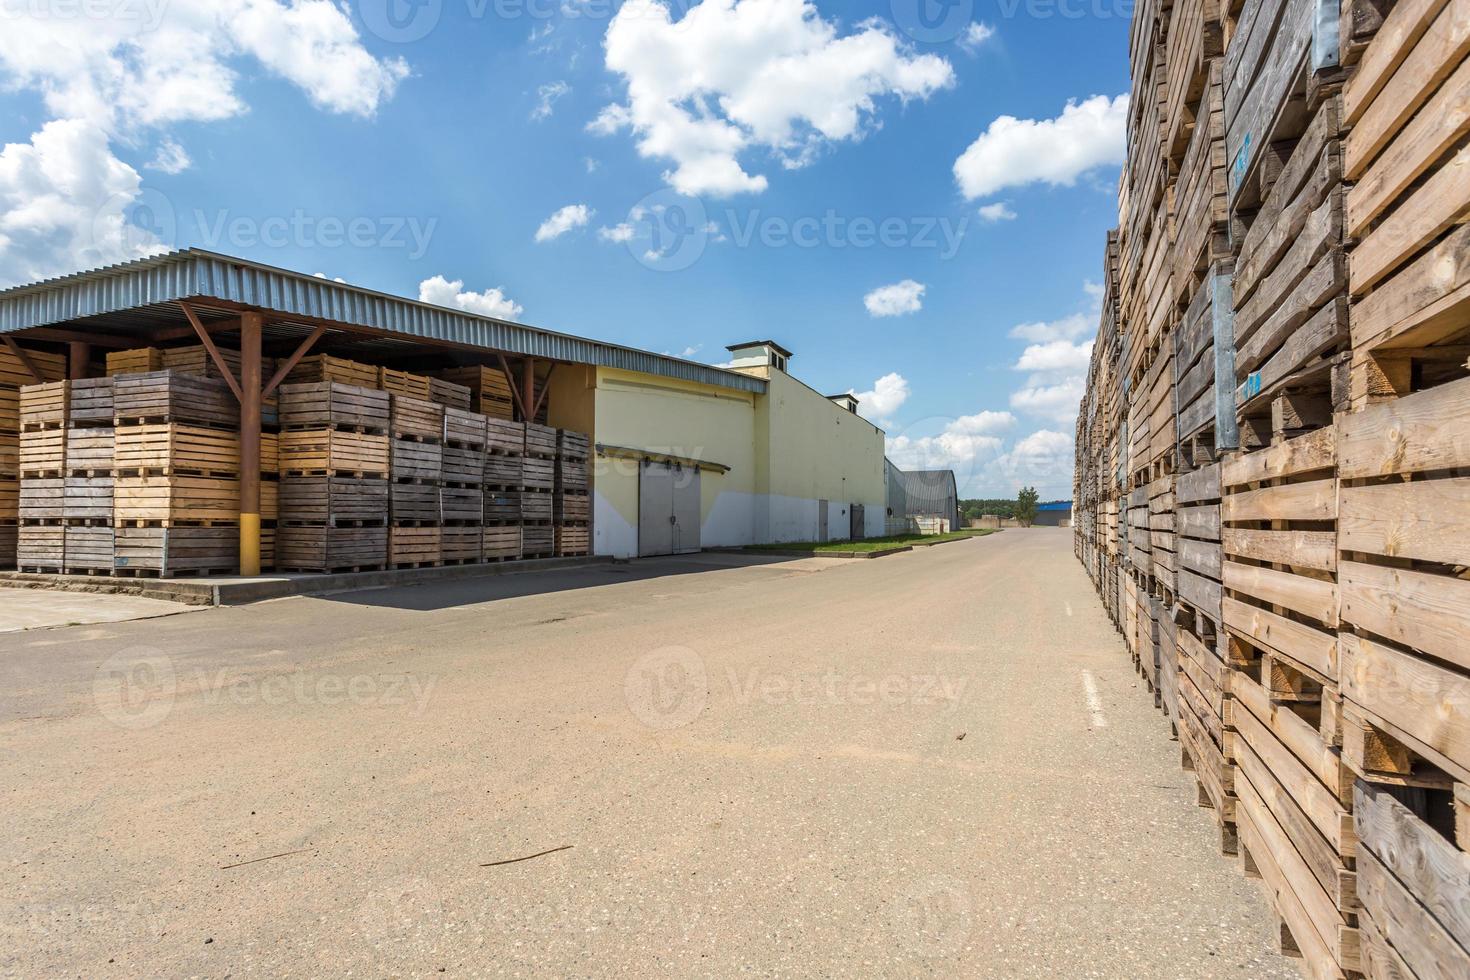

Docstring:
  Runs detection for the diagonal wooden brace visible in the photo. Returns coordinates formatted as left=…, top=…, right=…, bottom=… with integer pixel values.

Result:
left=177, top=300, right=243, bottom=402
left=1, top=335, right=46, bottom=384
left=262, top=325, right=327, bottom=399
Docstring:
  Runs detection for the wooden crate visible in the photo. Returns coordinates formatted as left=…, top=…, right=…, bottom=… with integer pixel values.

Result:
left=63, top=525, right=113, bottom=572
left=443, top=407, right=486, bottom=448
left=519, top=489, right=552, bottom=523
left=521, top=524, right=553, bottom=556
left=1353, top=781, right=1470, bottom=980
left=18, top=477, right=62, bottom=521
left=0, top=522, right=15, bottom=568
left=1147, top=475, right=1176, bottom=598
left=0, top=433, right=14, bottom=474
left=162, top=344, right=241, bottom=381
left=555, top=456, right=588, bottom=492
left=19, top=427, right=63, bottom=476
left=389, top=525, right=441, bottom=567
left=554, top=492, right=590, bottom=523
left=113, top=371, right=237, bottom=428
left=485, top=419, right=525, bottom=456
left=1342, top=0, right=1470, bottom=411
left=441, top=525, right=481, bottom=563
left=20, top=381, right=68, bottom=427
left=69, top=377, right=114, bottom=426
left=379, top=368, right=432, bottom=400
left=1176, top=624, right=1237, bottom=855
left=284, top=354, right=380, bottom=389
left=278, top=382, right=389, bottom=431
left=0, top=477, right=16, bottom=523
left=114, top=424, right=239, bottom=475
left=390, top=437, right=441, bottom=481
left=555, top=524, right=589, bottom=556
left=522, top=456, right=555, bottom=492
left=524, top=422, right=557, bottom=458
left=1232, top=96, right=1349, bottom=447
left=390, top=482, right=439, bottom=523
left=389, top=395, right=444, bottom=443
left=114, top=526, right=238, bottom=575
left=115, top=475, right=240, bottom=524
left=442, top=444, right=485, bottom=485
left=1176, top=463, right=1223, bottom=636
left=279, top=475, right=387, bottom=524
left=440, top=486, right=481, bottom=523
left=1174, top=263, right=1238, bottom=466
left=1171, top=59, right=1231, bottom=299
left=63, top=476, right=112, bottom=521
left=0, top=346, right=65, bottom=389
left=279, top=429, right=389, bottom=476
left=435, top=365, right=515, bottom=403
left=557, top=429, right=590, bottom=460
left=482, top=524, right=521, bottom=560
left=17, top=524, right=63, bottom=570
left=483, top=453, right=523, bottom=489
left=1221, top=427, right=1339, bottom=691
left=0, top=387, right=17, bottom=433
left=1125, top=485, right=1151, bottom=578
left=429, top=377, right=472, bottom=411
left=484, top=489, right=521, bottom=523
left=105, top=348, right=164, bottom=376
left=1163, top=0, right=1227, bottom=159
left=277, top=524, right=386, bottom=572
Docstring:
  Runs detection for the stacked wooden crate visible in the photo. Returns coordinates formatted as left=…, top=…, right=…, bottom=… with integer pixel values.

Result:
left=3, top=349, right=67, bottom=570
left=111, top=371, right=243, bottom=576
left=520, top=422, right=557, bottom=558
left=285, top=354, right=379, bottom=389
left=388, top=394, right=443, bottom=568
left=555, top=429, right=591, bottom=556
left=63, top=378, right=115, bottom=573
left=277, top=382, right=390, bottom=573
left=483, top=417, right=525, bottom=561
left=105, top=348, right=163, bottom=376
left=16, top=382, right=69, bottom=571
left=440, top=407, right=485, bottom=565
left=436, top=365, right=517, bottom=421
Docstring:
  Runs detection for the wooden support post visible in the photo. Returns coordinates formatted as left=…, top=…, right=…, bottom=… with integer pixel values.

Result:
left=239, top=312, right=263, bottom=577
left=522, top=357, right=537, bottom=424
left=68, top=341, right=91, bottom=381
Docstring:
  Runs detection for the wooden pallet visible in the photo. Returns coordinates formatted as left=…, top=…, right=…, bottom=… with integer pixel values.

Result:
left=1171, top=58, right=1231, bottom=300
left=278, top=475, right=388, bottom=524
left=1176, top=462, right=1224, bottom=637
left=18, top=426, right=64, bottom=476
left=113, top=423, right=240, bottom=475
left=524, top=422, right=557, bottom=459
left=277, top=524, right=386, bottom=571
left=0, top=522, right=15, bottom=568
left=0, top=476, right=16, bottom=523
left=555, top=456, right=589, bottom=492
left=63, top=524, right=114, bottom=572
left=555, top=524, right=589, bottom=556
left=1175, top=262, right=1238, bottom=467
left=440, top=524, right=482, bottom=562
left=278, top=381, right=389, bottom=431
left=18, top=477, right=63, bottom=521
left=62, top=476, right=113, bottom=522
left=484, top=489, right=522, bottom=522
left=554, top=492, right=590, bottom=524
left=434, top=365, right=515, bottom=405
left=112, top=525, right=238, bottom=574
left=485, top=418, right=525, bottom=455
left=0, top=346, right=65, bottom=389
left=482, top=524, right=521, bottom=560
left=521, top=524, right=554, bottom=556
left=483, top=454, right=523, bottom=488
left=20, top=381, right=69, bottom=427
left=1147, top=475, right=1177, bottom=601
left=162, top=344, right=276, bottom=383
left=113, top=371, right=237, bottom=429
left=443, top=407, right=486, bottom=448
left=279, top=429, right=389, bottom=477
left=557, top=429, right=591, bottom=460
left=16, top=523, right=64, bottom=570
left=379, top=367, right=432, bottom=400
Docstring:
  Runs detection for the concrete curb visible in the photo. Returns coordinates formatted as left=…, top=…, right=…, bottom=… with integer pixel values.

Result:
left=737, top=545, right=915, bottom=559
left=0, top=555, right=613, bottom=607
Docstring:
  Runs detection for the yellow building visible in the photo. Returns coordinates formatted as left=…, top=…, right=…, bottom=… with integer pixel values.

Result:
left=551, top=341, right=888, bottom=558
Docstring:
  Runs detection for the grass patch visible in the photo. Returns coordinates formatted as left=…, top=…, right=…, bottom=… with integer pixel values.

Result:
left=744, top=530, right=988, bottom=554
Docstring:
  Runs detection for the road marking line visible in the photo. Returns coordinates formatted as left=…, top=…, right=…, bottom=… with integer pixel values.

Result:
left=1065, top=602, right=1073, bottom=617
left=1081, top=670, right=1108, bottom=728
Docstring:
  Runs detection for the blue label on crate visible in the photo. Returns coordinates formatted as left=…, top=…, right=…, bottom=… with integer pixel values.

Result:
left=1230, top=135, right=1251, bottom=191
left=1238, top=372, right=1262, bottom=401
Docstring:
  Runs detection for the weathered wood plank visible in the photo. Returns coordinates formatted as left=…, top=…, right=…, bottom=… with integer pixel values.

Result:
left=1340, top=562, right=1470, bottom=675
left=1340, top=632, right=1470, bottom=780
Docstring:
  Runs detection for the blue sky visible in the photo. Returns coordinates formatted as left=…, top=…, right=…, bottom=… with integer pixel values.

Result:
left=0, top=0, right=1130, bottom=498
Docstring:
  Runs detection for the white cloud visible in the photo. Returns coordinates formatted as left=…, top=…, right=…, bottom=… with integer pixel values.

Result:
left=531, top=81, right=571, bottom=120
left=864, top=279, right=925, bottom=317
left=958, top=22, right=995, bottom=54
left=1007, top=312, right=1090, bottom=343
left=1009, top=376, right=1087, bottom=424
left=535, top=204, right=592, bottom=242
left=418, top=275, right=523, bottom=319
left=0, top=0, right=408, bottom=285
left=662, top=344, right=703, bottom=359
left=1014, top=338, right=1094, bottom=374
left=145, top=138, right=191, bottom=175
left=954, top=94, right=1127, bottom=200
left=977, top=201, right=1015, bottom=222
left=595, top=0, right=954, bottom=197
left=313, top=272, right=346, bottom=283
left=597, top=222, right=636, bottom=243
left=851, top=372, right=910, bottom=424
left=885, top=410, right=1016, bottom=488
left=1084, top=279, right=1104, bottom=310
left=0, top=119, right=162, bottom=288
left=585, top=157, right=600, bottom=173
left=985, top=428, right=1075, bottom=496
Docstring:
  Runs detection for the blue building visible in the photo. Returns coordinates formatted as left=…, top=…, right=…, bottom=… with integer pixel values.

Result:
left=1034, top=500, right=1073, bottom=527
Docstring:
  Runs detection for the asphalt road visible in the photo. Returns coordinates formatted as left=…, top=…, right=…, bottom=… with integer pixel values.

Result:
left=0, top=528, right=1295, bottom=977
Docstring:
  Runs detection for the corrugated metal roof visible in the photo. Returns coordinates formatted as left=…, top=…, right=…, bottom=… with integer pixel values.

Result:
left=0, top=249, right=766, bottom=394
left=886, top=464, right=960, bottom=525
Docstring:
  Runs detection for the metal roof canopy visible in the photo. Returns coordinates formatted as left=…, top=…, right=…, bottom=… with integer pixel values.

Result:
left=0, top=249, right=766, bottom=393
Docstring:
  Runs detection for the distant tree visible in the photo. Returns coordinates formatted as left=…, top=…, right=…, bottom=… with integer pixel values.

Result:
left=1016, top=486, right=1039, bottom=527
left=960, top=498, right=1016, bottom=519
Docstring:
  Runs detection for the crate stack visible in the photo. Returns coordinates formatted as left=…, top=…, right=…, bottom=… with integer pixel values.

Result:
left=519, top=422, right=556, bottom=558
left=440, top=407, right=486, bottom=565
left=62, top=378, right=116, bottom=574
left=16, top=382, right=69, bottom=572
left=2, top=349, right=65, bottom=568
left=388, top=393, right=444, bottom=568
left=435, top=365, right=517, bottom=420
left=555, top=429, right=590, bottom=557
left=111, top=371, right=242, bottom=577
left=483, top=418, right=525, bottom=561
left=277, top=382, right=390, bottom=573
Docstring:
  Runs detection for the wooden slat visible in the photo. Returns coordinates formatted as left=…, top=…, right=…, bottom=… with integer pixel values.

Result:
left=1356, top=847, right=1470, bottom=980
left=1340, top=632, right=1470, bottom=780
left=1223, top=480, right=1337, bottom=522
left=1222, top=426, right=1337, bottom=485
left=1339, top=479, right=1470, bottom=565
left=1350, top=143, right=1470, bottom=297
left=1340, top=561, right=1470, bottom=674
left=1223, top=527, right=1337, bottom=571
left=1225, top=596, right=1338, bottom=679
left=1224, top=559, right=1339, bottom=625
left=1338, top=374, right=1470, bottom=477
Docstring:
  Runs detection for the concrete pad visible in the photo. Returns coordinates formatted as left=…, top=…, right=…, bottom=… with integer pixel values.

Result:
left=0, top=586, right=197, bottom=633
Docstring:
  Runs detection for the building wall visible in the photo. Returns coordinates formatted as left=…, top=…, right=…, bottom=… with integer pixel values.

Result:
left=590, top=367, right=758, bottom=558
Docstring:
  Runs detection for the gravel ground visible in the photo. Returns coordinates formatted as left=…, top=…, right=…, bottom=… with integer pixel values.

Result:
left=0, top=528, right=1297, bottom=978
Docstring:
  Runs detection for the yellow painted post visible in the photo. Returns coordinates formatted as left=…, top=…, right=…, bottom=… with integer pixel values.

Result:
left=239, top=313, right=262, bottom=576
